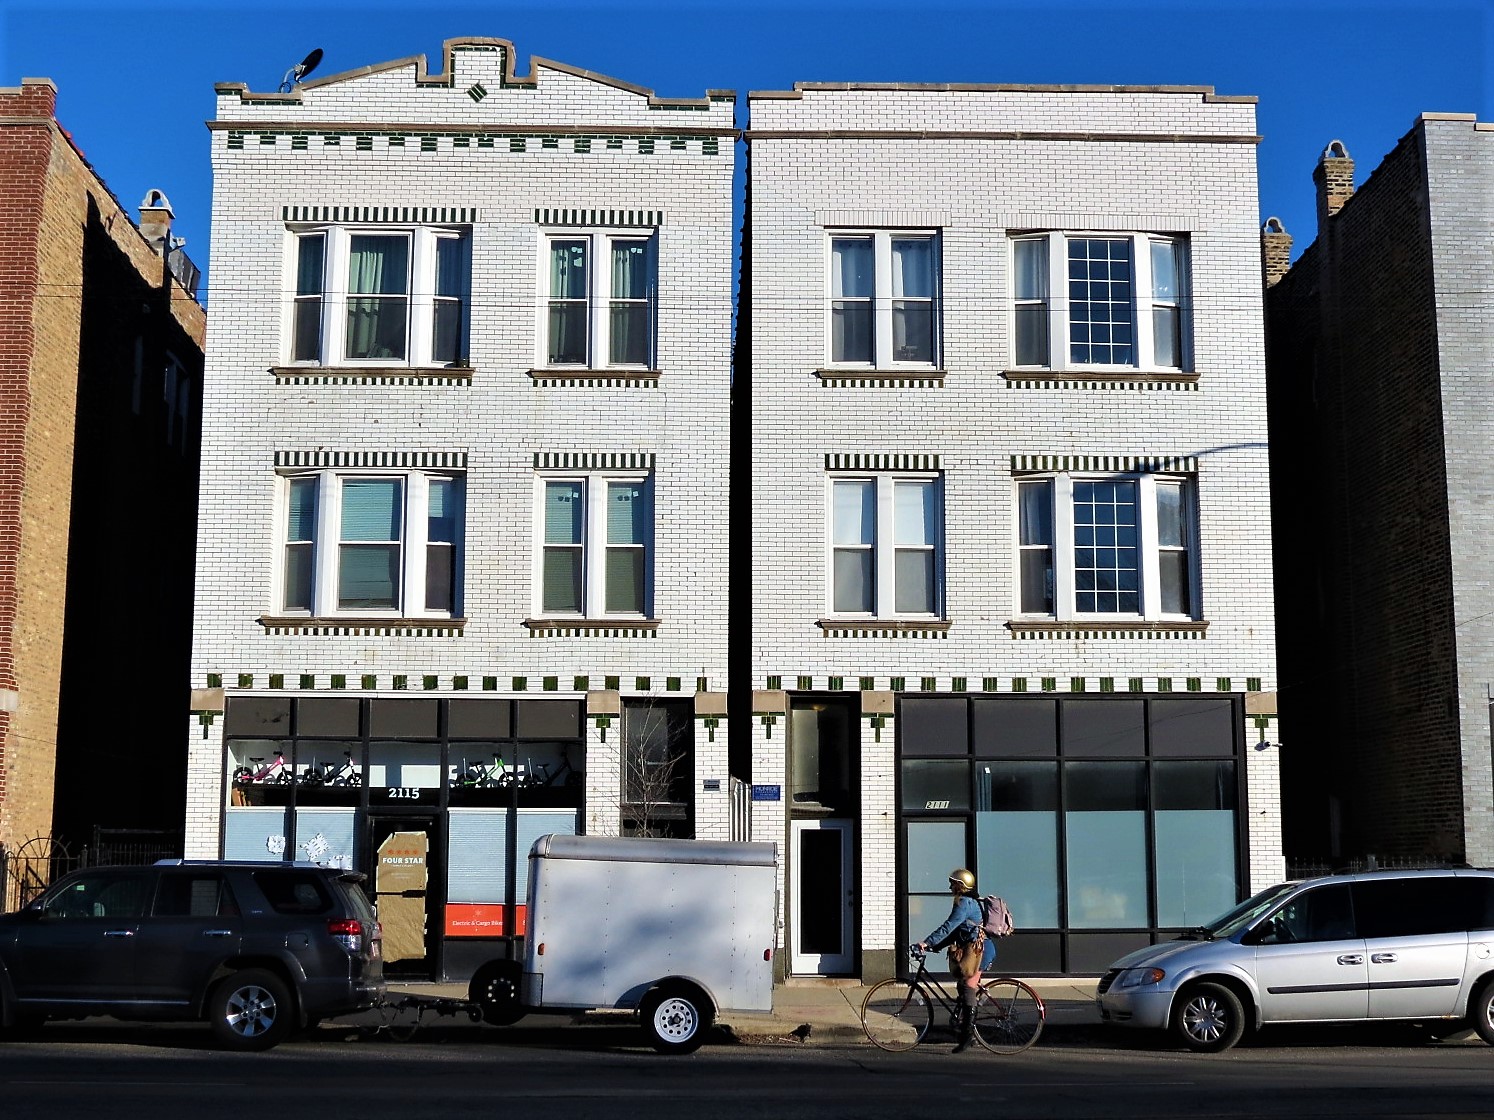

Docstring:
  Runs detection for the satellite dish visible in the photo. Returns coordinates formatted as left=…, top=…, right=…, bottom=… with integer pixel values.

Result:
left=278, top=48, right=324, bottom=93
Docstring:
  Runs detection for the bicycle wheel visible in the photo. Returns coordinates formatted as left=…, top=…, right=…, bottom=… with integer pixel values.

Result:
left=973, top=978, right=1045, bottom=1054
left=861, top=979, right=932, bottom=1051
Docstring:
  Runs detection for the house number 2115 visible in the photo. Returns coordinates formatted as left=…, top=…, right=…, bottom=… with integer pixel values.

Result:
left=389, top=787, right=422, bottom=799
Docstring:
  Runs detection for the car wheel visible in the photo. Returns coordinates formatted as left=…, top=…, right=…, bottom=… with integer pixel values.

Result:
left=1469, top=979, right=1494, bottom=1045
left=209, top=969, right=294, bottom=1051
left=1172, top=981, right=1246, bottom=1053
left=469, top=959, right=526, bottom=1026
left=640, top=984, right=712, bottom=1054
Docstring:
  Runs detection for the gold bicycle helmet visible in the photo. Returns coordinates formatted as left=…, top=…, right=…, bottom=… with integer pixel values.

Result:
left=948, top=868, right=976, bottom=894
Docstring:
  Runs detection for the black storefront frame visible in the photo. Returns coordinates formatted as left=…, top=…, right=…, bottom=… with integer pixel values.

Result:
left=219, top=695, right=585, bottom=979
left=894, top=692, right=1249, bottom=975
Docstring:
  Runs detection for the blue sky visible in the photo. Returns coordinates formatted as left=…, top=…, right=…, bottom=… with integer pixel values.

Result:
left=3, top=0, right=1490, bottom=297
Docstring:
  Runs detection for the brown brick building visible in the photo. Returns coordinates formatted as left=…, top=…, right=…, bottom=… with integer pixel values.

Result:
left=0, top=78, right=204, bottom=859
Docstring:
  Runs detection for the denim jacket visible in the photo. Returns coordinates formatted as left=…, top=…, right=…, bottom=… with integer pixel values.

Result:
left=924, top=894, right=982, bottom=949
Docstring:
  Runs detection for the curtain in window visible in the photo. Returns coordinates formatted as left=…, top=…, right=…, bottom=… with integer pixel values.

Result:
left=425, top=478, right=458, bottom=612
left=338, top=478, right=402, bottom=609
left=1018, top=480, right=1055, bottom=614
left=1150, top=239, right=1181, bottom=368
left=893, top=481, right=936, bottom=613
left=542, top=481, right=584, bottom=612
left=609, top=242, right=651, bottom=366
left=292, top=235, right=325, bottom=362
left=830, top=238, right=873, bottom=363
left=284, top=477, right=317, bottom=611
left=1156, top=481, right=1190, bottom=614
left=432, top=236, right=469, bottom=365
left=891, top=239, right=934, bottom=362
left=548, top=241, right=588, bottom=364
left=605, top=482, right=648, bottom=613
left=345, top=235, right=409, bottom=360
left=832, top=480, right=874, bottom=613
left=1012, top=239, right=1049, bottom=367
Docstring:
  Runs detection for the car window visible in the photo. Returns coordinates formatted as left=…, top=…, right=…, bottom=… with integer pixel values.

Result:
left=252, top=870, right=333, bottom=915
left=1468, top=877, right=1494, bottom=932
left=46, top=872, right=151, bottom=919
left=154, top=873, right=239, bottom=918
left=1255, top=883, right=1356, bottom=944
left=1353, top=877, right=1469, bottom=939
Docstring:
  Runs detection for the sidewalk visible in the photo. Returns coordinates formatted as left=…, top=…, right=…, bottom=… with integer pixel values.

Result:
left=383, top=976, right=1102, bottom=1046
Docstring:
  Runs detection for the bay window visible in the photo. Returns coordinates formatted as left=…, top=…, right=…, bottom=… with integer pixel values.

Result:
left=1010, top=233, right=1189, bottom=371
left=1016, top=473, right=1195, bottom=620
left=277, top=471, right=463, bottom=617
left=831, top=474, right=942, bottom=617
left=544, top=233, right=656, bottom=368
left=288, top=226, right=470, bottom=367
left=538, top=473, right=653, bottom=617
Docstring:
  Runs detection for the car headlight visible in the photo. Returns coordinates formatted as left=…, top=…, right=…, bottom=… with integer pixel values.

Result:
left=1115, top=967, right=1166, bottom=990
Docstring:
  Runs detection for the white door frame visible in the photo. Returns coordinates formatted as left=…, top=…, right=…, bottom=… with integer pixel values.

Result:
left=789, top=817, right=855, bottom=975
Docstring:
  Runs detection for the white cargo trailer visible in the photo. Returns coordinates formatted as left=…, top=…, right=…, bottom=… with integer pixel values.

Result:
left=470, top=833, right=777, bottom=1052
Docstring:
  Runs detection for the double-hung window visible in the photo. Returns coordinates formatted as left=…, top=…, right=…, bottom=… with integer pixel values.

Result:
left=544, top=233, right=656, bottom=368
left=831, top=475, right=942, bottom=617
left=1010, top=233, right=1189, bottom=372
left=1016, top=473, right=1195, bottom=620
left=289, top=226, right=471, bottom=367
left=829, top=232, right=940, bottom=367
left=538, top=474, right=653, bottom=617
left=278, top=471, right=463, bottom=617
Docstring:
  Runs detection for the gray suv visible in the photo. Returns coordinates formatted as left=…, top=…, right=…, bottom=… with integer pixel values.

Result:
left=1098, top=869, right=1494, bottom=1052
left=0, top=860, right=383, bottom=1050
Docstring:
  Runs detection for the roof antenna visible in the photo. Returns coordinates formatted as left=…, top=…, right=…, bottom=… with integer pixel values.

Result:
left=278, top=48, right=323, bottom=93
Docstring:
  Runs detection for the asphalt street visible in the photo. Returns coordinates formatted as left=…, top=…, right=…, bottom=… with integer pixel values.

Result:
left=0, top=1013, right=1491, bottom=1120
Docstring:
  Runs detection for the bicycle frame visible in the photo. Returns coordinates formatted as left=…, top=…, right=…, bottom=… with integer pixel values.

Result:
left=860, top=945, right=1046, bottom=1054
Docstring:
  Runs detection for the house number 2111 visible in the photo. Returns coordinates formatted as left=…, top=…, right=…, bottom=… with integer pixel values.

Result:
left=924, top=800, right=951, bottom=810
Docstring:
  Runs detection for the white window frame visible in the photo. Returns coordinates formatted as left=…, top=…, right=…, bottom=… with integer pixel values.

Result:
left=1013, top=472, right=1197, bottom=622
left=1008, top=232, right=1190, bottom=372
left=826, top=473, right=944, bottom=619
left=538, top=230, right=657, bottom=370
left=825, top=231, right=941, bottom=369
left=272, top=469, right=464, bottom=618
left=284, top=225, right=470, bottom=368
left=533, top=472, right=654, bottom=619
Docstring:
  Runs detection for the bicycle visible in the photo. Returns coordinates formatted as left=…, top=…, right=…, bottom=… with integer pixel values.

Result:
left=299, top=751, right=361, bottom=788
left=860, top=945, right=1045, bottom=1054
left=232, top=752, right=293, bottom=785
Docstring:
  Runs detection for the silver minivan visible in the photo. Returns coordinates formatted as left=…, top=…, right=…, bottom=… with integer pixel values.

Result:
left=1096, top=869, right=1494, bottom=1052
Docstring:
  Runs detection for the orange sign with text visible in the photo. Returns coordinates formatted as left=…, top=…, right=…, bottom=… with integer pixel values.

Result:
left=444, top=903, right=527, bottom=937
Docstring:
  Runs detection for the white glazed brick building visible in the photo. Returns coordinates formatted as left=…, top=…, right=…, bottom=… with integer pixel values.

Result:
left=744, top=83, right=1282, bottom=979
left=186, top=39, right=735, bottom=978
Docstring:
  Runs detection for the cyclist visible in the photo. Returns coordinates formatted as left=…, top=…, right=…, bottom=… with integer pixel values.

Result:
left=917, top=867, right=994, bottom=1053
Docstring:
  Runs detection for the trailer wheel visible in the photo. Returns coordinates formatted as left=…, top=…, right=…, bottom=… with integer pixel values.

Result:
left=469, top=959, right=526, bottom=1026
left=641, top=984, right=712, bottom=1054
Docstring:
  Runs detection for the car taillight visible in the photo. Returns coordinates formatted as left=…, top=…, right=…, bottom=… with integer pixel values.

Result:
left=327, top=918, right=363, bottom=952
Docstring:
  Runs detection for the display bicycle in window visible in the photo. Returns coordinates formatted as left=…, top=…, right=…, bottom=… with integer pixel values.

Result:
left=1011, top=232, right=1188, bottom=372
left=544, top=232, right=656, bottom=369
left=289, top=225, right=471, bottom=367
left=1017, top=472, right=1195, bottom=619
left=279, top=469, right=463, bottom=618
left=828, top=232, right=939, bottom=368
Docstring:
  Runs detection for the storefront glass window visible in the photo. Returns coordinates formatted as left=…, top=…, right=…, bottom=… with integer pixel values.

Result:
left=368, top=741, right=443, bottom=788
left=294, top=808, right=357, bottom=868
left=976, top=762, right=1060, bottom=927
left=906, top=819, right=966, bottom=943
left=900, top=759, right=969, bottom=811
left=1065, top=761, right=1148, bottom=927
left=447, top=808, right=506, bottom=905
left=1154, top=760, right=1238, bottom=926
left=224, top=807, right=290, bottom=862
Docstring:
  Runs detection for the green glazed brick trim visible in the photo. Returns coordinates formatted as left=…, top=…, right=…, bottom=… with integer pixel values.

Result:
left=574, top=138, right=591, bottom=153
left=921, top=677, right=936, bottom=691
left=1254, top=716, right=1273, bottom=729
left=1042, top=677, right=1057, bottom=692
left=666, top=677, right=681, bottom=691
left=638, top=138, right=655, bottom=154
left=389, top=136, right=406, bottom=148
left=636, top=677, right=651, bottom=691
left=1010, top=453, right=1200, bottom=474
left=1070, top=677, right=1085, bottom=692
left=1157, top=677, right=1173, bottom=692
left=534, top=210, right=664, bottom=229
left=890, top=677, right=906, bottom=692
left=278, top=450, right=469, bottom=469
left=324, top=136, right=340, bottom=146
left=206, top=674, right=223, bottom=688
left=825, top=453, right=941, bottom=472
left=543, top=676, right=558, bottom=692
left=982, top=677, right=999, bottom=692
left=269, top=674, right=285, bottom=690
left=468, top=82, right=488, bottom=102
left=533, top=451, right=654, bottom=471
left=238, top=674, right=254, bottom=688
left=476, top=136, right=493, bottom=148
left=421, top=136, right=438, bottom=152
left=392, top=675, right=408, bottom=690
left=1216, top=677, right=1232, bottom=692
left=797, top=676, right=812, bottom=690
left=1099, top=677, right=1115, bottom=693
left=291, top=135, right=307, bottom=151
left=362, top=675, right=377, bottom=690
left=766, top=676, right=782, bottom=690
left=607, top=138, right=623, bottom=150
left=703, top=138, right=719, bottom=155
left=606, top=675, right=620, bottom=690
left=859, top=677, right=875, bottom=691
left=1247, top=677, right=1263, bottom=692
left=510, top=137, right=526, bottom=152
left=454, top=676, right=469, bottom=690
left=356, top=136, right=373, bottom=151
left=331, top=675, right=346, bottom=690
left=454, top=136, right=470, bottom=148
left=423, top=675, right=438, bottom=690
left=513, top=676, right=528, bottom=691
left=1187, top=677, right=1202, bottom=692
left=259, top=134, right=277, bottom=147
left=1011, top=678, right=1028, bottom=692
left=1129, top=677, right=1145, bottom=692
left=951, top=677, right=967, bottom=692
left=670, top=138, right=687, bottom=150
left=696, top=677, right=708, bottom=692
left=541, top=137, right=559, bottom=149
left=829, top=676, right=844, bottom=690
left=574, top=676, right=590, bottom=691
left=483, top=676, right=498, bottom=690
left=227, top=134, right=244, bottom=150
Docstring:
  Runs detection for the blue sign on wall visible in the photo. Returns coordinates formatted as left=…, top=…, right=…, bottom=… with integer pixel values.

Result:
left=750, top=784, right=781, bottom=802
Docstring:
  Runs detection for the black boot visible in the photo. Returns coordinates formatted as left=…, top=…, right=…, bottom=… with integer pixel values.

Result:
left=952, top=988, right=978, bottom=1053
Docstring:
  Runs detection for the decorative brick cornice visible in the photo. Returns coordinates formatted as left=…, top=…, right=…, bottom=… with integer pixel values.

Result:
left=523, top=618, right=660, bottom=637
left=1009, top=454, right=1198, bottom=474
left=816, top=370, right=945, bottom=389
left=532, top=452, right=655, bottom=471
left=816, top=619, right=952, bottom=638
left=534, top=208, right=663, bottom=227
left=275, top=450, right=468, bottom=469
left=271, top=366, right=472, bottom=386
left=256, top=616, right=467, bottom=637
left=824, top=453, right=941, bottom=472
left=282, top=205, right=477, bottom=224
left=1002, top=371, right=1199, bottom=390
left=528, top=369, right=660, bottom=388
left=1004, top=620, right=1209, bottom=639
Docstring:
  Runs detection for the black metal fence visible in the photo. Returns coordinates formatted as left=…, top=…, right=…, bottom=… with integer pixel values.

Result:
left=1, top=830, right=182, bottom=912
left=1285, top=854, right=1466, bottom=880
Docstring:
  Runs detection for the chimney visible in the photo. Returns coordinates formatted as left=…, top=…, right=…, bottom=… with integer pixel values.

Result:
left=138, top=188, right=175, bottom=256
left=1312, top=140, right=1355, bottom=231
left=1260, top=217, right=1293, bottom=287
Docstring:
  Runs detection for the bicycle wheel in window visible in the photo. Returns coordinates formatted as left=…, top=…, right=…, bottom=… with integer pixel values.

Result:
left=973, top=978, right=1045, bottom=1054
left=860, top=979, right=932, bottom=1051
